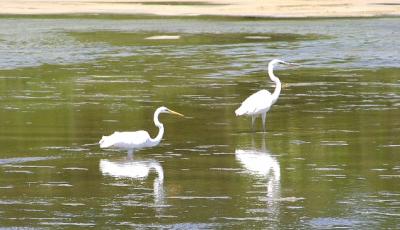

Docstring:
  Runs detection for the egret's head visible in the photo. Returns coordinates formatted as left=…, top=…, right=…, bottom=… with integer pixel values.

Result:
left=270, top=59, right=300, bottom=67
left=158, top=106, right=184, bottom=117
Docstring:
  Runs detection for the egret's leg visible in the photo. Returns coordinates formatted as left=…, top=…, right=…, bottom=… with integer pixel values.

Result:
left=251, top=116, right=256, bottom=131
left=127, top=149, right=134, bottom=160
left=261, top=113, right=266, bottom=132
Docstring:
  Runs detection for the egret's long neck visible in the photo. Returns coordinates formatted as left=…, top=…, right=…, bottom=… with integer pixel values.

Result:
left=151, top=110, right=164, bottom=146
left=268, top=62, right=281, bottom=104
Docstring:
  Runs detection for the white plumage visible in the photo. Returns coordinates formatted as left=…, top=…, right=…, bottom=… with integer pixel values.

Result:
left=99, top=131, right=153, bottom=150
left=235, top=59, right=297, bottom=131
left=235, top=89, right=273, bottom=116
left=99, top=106, right=184, bottom=154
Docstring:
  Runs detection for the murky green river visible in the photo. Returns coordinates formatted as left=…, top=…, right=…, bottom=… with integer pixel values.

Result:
left=0, top=16, right=399, bottom=228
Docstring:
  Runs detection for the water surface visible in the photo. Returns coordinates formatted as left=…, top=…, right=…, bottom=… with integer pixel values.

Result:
left=0, top=16, right=399, bottom=228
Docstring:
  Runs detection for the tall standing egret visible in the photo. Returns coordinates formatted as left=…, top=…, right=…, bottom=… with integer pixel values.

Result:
left=99, top=106, right=184, bottom=155
left=235, top=59, right=297, bottom=131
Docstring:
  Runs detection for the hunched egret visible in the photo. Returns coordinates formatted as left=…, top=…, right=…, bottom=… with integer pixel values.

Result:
left=99, top=106, right=184, bottom=155
left=235, top=59, right=297, bottom=131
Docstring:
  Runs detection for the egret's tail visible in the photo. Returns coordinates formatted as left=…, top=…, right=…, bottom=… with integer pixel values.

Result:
left=235, top=106, right=246, bottom=116
left=99, top=136, right=113, bottom=148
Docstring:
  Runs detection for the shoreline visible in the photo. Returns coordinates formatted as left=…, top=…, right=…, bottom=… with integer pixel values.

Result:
left=1, top=13, right=400, bottom=21
left=1, top=0, right=399, bottom=18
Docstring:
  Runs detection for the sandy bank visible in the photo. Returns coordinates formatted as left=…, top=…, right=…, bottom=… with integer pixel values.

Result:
left=1, top=0, right=399, bottom=18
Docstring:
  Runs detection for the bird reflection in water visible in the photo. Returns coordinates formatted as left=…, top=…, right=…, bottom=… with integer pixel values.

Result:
left=235, top=134, right=281, bottom=217
left=99, top=157, right=165, bottom=209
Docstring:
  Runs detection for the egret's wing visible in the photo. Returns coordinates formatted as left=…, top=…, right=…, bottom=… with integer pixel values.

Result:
left=100, top=130, right=151, bottom=149
left=235, top=90, right=273, bottom=116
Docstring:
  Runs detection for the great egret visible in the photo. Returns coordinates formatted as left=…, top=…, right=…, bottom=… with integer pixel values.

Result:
left=235, top=59, right=297, bottom=131
left=99, top=106, right=184, bottom=155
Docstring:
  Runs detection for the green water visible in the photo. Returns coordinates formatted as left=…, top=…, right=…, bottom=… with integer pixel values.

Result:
left=0, top=16, right=399, bottom=228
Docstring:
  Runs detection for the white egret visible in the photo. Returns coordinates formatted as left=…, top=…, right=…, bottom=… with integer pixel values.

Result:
left=235, top=59, right=297, bottom=131
left=99, top=106, right=184, bottom=155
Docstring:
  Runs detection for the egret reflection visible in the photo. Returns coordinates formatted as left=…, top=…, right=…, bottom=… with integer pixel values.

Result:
left=235, top=135, right=281, bottom=217
left=99, top=158, right=165, bottom=208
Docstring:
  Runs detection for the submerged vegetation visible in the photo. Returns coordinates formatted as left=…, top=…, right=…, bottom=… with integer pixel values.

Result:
left=71, top=31, right=328, bottom=46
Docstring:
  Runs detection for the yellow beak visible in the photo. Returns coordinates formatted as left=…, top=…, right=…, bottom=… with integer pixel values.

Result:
left=287, top=62, right=301, bottom=67
left=168, top=109, right=185, bottom=117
